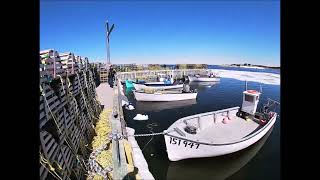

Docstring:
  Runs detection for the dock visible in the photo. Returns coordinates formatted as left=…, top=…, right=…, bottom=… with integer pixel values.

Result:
left=95, top=81, right=155, bottom=180
left=39, top=49, right=154, bottom=180
left=39, top=49, right=211, bottom=180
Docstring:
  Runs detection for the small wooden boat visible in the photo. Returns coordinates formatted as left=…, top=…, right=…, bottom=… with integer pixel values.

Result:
left=188, top=74, right=220, bottom=82
left=164, top=89, right=279, bottom=161
left=133, top=83, right=183, bottom=91
left=133, top=89, right=197, bottom=102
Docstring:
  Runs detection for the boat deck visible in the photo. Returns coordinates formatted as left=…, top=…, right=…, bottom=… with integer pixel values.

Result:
left=171, top=113, right=261, bottom=144
left=197, top=115, right=260, bottom=144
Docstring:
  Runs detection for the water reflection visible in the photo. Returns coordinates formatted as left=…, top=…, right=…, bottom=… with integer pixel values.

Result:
left=166, top=127, right=274, bottom=180
left=135, top=99, right=197, bottom=112
left=189, top=81, right=220, bottom=91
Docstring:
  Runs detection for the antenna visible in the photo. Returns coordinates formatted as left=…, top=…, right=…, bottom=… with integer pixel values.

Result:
left=245, top=80, right=248, bottom=91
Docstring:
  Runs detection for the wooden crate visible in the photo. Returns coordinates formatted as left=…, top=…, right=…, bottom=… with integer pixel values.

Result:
left=79, top=112, right=88, bottom=134
left=66, top=122, right=81, bottom=152
left=39, top=50, right=105, bottom=180
left=55, top=147, right=70, bottom=179
left=59, top=144, right=75, bottom=176
left=39, top=84, right=58, bottom=128
left=40, top=131, right=59, bottom=163
left=78, top=135, right=90, bottom=159
left=39, top=97, right=47, bottom=129
left=56, top=108, right=67, bottom=141
left=39, top=161, right=49, bottom=180
left=40, top=84, right=62, bottom=115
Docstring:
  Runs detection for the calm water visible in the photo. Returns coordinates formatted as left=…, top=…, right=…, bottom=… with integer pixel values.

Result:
left=123, top=68, right=280, bottom=180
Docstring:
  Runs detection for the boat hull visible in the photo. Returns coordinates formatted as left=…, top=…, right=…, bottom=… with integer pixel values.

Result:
left=133, top=91, right=197, bottom=102
left=188, top=76, right=220, bottom=82
left=164, top=113, right=277, bottom=161
left=133, top=83, right=183, bottom=91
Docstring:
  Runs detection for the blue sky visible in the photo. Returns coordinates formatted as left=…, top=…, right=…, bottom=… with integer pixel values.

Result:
left=40, top=0, right=280, bottom=66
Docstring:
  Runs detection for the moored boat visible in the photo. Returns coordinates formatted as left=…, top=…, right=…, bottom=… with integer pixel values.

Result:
left=133, top=89, right=197, bottom=102
left=188, top=74, right=220, bottom=82
left=133, top=83, right=183, bottom=91
left=166, top=126, right=273, bottom=180
left=135, top=99, right=197, bottom=112
left=163, top=87, right=279, bottom=161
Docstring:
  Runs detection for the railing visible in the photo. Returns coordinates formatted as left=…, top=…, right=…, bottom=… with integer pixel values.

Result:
left=115, top=69, right=210, bottom=81
left=182, top=107, right=240, bottom=129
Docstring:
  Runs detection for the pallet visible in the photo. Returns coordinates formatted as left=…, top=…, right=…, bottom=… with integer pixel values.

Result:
left=40, top=50, right=102, bottom=180
left=55, top=147, right=70, bottom=179
left=40, top=131, right=60, bottom=163
left=59, top=144, right=75, bottom=176
left=39, top=160, right=49, bottom=180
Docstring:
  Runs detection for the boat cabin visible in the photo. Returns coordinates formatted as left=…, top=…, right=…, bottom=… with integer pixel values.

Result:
left=241, top=90, right=261, bottom=115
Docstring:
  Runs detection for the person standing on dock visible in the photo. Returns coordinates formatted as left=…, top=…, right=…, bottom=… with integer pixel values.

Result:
left=182, top=76, right=191, bottom=93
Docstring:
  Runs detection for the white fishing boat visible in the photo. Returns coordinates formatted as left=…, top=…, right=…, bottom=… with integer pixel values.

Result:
left=135, top=99, right=197, bottom=112
left=188, top=74, right=220, bottom=82
left=166, top=126, right=273, bottom=180
left=133, top=83, right=183, bottom=91
left=133, top=89, right=197, bottom=102
left=164, top=87, right=279, bottom=161
left=144, top=81, right=166, bottom=85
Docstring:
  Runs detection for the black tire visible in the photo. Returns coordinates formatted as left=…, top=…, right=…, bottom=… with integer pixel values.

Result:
left=236, top=111, right=242, bottom=117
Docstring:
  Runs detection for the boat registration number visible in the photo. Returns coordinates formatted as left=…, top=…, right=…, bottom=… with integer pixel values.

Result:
left=169, top=137, right=200, bottom=149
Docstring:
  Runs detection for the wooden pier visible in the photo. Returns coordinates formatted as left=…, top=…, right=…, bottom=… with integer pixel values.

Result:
left=39, top=49, right=154, bottom=180
left=39, top=50, right=210, bottom=180
left=39, top=50, right=101, bottom=180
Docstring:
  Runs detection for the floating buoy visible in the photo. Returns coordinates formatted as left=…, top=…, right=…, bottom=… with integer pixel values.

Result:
left=121, top=100, right=129, bottom=106
left=222, top=117, right=230, bottom=124
left=260, top=118, right=267, bottom=125
left=125, top=104, right=135, bottom=110
left=133, top=114, right=149, bottom=121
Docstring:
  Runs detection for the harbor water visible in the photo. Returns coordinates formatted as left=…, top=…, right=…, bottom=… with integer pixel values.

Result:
left=123, top=68, right=280, bottom=180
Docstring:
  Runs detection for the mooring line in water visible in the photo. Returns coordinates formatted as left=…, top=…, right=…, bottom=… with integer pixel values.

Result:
left=140, top=123, right=158, bottom=151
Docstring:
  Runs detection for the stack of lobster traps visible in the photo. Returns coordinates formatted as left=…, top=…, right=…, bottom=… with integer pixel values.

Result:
left=39, top=49, right=102, bottom=180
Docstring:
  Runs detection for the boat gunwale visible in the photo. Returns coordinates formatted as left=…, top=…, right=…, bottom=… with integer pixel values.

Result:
left=133, top=90, right=196, bottom=95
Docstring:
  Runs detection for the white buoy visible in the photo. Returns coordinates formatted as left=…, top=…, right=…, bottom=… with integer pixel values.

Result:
left=125, top=104, right=135, bottom=110
left=122, top=100, right=129, bottom=106
left=133, top=114, right=149, bottom=121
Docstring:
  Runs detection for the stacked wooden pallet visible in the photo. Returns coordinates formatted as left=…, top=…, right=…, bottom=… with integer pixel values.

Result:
left=100, top=69, right=108, bottom=82
left=40, top=49, right=65, bottom=78
left=39, top=50, right=102, bottom=180
left=40, top=49, right=91, bottom=78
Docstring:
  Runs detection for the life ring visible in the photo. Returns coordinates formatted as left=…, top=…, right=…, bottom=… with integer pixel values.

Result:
left=247, top=90, right=257, bottom=94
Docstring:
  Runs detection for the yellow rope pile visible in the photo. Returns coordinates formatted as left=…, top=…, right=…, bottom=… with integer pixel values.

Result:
left=89, top=108, right=113, bottom=180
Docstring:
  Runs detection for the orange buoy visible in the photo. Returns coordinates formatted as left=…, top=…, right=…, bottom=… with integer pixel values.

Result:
left=260, top=118, right=267, bottom=125
left=222, top=117, right=230, bottom=124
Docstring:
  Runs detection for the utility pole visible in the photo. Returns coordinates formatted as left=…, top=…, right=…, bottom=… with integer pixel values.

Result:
left=105, top=20, right=115, bottom=69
